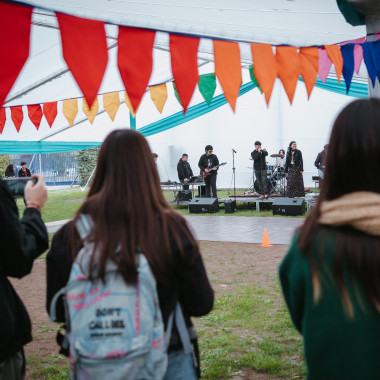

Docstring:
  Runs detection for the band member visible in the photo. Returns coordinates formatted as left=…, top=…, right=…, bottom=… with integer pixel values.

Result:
left=251, top=141, right=269, bottom=199
left=177, top=153, right=193, bottom=190
left=284, top=141, right=304, bottom=197
left=314, top=144, right=328, bottom=179
left=276, top=149, right=286, bottom=167
left=198, top=145, right=219, bottom=198
left=18, top=161, right=31, bottom=177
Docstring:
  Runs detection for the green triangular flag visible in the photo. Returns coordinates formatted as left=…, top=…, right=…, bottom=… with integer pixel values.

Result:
left=172, top=82, right=182, bottom=105
left=198, top=73, right=216, bottom=105
left=249, top=65, right=263, bottom=94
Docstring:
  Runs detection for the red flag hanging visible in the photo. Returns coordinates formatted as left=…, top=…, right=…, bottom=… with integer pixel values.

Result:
left=0, top=2, right=32, bottom=107
left=0, top=108, right=6, bottom=134
left=169, top=35, right=200, bottom=112
left=250, top=44, right=277, bottom=106
left=11, top=106, right=23, bottom=132
left=214, top=40, right=242, bottom=111
left=118, top=27, right=155, bottom=114
left=28, top=104, right=43, bottom=130
left=43, top=101, right=58, bottom=127
left=276, top=46, right=300, bottom=104
left=56, top=13, right=108, bottom=107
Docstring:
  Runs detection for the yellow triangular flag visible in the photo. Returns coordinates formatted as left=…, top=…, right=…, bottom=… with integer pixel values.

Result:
left=103, top=92, right=120, bottom=121
left=62, top=98, right=78, bottom=127
left=149, top=84, right=167, bottom=113
left=82, top=97, right=99, bottom=124
left=124, top=91, right=136, bottom=118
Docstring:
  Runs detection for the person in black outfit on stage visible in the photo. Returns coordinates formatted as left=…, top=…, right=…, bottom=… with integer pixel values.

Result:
left=177, top=153, right=193, bottom=190
left=251, top=141, right=269, bottom=199
left=198, top=145, right=219, bottom=198
left=284, top=141, right=305, bottom=197
left=314, top=144, right=328, bottom=179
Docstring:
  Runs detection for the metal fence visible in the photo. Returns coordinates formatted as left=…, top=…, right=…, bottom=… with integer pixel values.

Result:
left=10, top=153, right=78, bottom=186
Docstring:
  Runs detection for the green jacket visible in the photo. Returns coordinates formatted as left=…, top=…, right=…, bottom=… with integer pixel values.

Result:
left=279, top=228, right=380, bottom=380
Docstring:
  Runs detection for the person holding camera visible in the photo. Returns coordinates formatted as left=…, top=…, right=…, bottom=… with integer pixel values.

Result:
left=0, top=175, right=48, bottom=380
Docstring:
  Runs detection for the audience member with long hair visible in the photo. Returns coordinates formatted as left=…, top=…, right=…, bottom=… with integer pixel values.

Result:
left=46, top=129, right=214, bottom=379
left=5, top=164, right=15, bottom=178
left=279, top=98, right=380, bottom=380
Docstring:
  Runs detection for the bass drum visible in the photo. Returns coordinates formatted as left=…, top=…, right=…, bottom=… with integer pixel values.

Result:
left=254, top=178, right=274, bottom=194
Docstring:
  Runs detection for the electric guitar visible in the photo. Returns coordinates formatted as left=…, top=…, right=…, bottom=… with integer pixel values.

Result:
left=200, top=162, right=227, bottom=179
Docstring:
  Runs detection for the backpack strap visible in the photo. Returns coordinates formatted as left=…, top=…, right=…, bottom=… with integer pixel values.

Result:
left=75, top=213, right=94, bottom=241
left=173, top=303, right=193, bottom=355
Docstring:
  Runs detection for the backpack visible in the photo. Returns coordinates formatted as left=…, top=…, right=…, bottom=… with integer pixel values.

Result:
left=50, top=214, right=193, bottom=380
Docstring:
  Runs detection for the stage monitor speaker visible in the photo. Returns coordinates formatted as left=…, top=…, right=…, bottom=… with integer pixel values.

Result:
left=272, top=198, right=305, bottom=216
left=224, top=199, right=236, bottom=214
left=188, top=198, right=219, bottom=214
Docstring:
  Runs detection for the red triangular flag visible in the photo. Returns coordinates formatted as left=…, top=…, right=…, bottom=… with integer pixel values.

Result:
left=11, top=106, right=23, bottom=132
left=276, top=46, right=300, bottom=104
left=56, top=13, right=108, bottom=107
left=0, top=2, right=32, bottom=107
left=28, top=104, right=43, bottom=130
left=169, top=34, right=200, bottom=112
left=0, top=108, right=6, bottom=134
left=118, top=27, right=155, bottom=114
left=43, top=101, right=58, bottom=127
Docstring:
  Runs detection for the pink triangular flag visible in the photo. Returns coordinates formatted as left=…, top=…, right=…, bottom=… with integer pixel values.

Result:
left=318, top=48, right=332, bottom=83
left=353, top=44, right=363, bottom=74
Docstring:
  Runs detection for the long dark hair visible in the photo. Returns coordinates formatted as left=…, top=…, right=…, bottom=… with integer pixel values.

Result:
left=298, top=98, right=380, bottom=316
left=5, top=164, right=14, bottom=177
left=69, top=129, right=199, bottom=285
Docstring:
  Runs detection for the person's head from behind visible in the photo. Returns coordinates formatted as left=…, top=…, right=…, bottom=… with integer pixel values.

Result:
left=323, top=98, right=380, bottom=201
left=182, top=153, right=188, bottom=162
left=5, top=164, right=14, bottom=175
left=73, top=129, right=197, bottom=284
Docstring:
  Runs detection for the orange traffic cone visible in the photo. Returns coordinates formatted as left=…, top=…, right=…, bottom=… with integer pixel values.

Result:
left=260, top=228, right=272, bottom=247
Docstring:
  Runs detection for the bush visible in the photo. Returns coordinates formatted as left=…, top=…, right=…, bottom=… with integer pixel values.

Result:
left=0, top=154, right=10, bottom=177
left=77, top=147, right=99, bottom=187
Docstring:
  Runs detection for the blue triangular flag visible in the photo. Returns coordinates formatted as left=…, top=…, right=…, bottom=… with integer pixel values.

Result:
left=361, top=42, right=377, bottom=87
left=341, top=44, right=355, bottom=94
left=372, top=40, right=380, bottom=83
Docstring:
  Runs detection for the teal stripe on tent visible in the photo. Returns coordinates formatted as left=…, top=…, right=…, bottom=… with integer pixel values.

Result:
left=0, top=78, right=369, bottom=154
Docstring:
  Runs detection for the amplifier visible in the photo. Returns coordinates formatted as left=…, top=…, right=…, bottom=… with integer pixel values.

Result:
left=272, top=198, right=305, bottom=216
left=177, top=190, right=192, bottom=201
left=188, top=198, right=219, bottom=213
left=224, top=199, right=236, bottom=214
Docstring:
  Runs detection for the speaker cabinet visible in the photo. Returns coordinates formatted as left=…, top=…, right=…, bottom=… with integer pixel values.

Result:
left=177, top=190, right=192, bottom=201
left=188, top=198, right=219, bottom=213
left=272, top=198, right=305, bottom=216
left=224, top=199, right=236, bottom=214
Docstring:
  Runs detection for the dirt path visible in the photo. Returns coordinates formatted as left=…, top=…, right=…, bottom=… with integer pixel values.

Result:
left=10, top=242, right=289, bottom=380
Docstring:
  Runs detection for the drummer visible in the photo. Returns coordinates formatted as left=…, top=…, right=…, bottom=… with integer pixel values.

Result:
left=270, top=149, right=286, bottom=167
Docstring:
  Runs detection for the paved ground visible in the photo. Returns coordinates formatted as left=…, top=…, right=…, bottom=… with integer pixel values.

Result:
left=46, top=215, right=304, bottom=244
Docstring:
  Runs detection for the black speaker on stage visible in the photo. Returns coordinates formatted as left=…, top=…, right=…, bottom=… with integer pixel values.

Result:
left=272, top=198, right=305, bottom=216
left=224, top=199, right=236, bottom=214
left=177, top=190, right=192, bottom=201
left=188, top=198, right=219, bottom=213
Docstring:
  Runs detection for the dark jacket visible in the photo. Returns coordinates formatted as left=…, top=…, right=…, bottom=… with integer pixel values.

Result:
left=46, top=216, right=214, bottom=351
left=18, top=168, right=31, bottom=177
left=0, top=179, right=48, bottom=362
left=177, top=158, right=193, bottom=182
left=284, top=149, right=303, bottom=173
left=280, top=229, right=380, bottom=380
left=198, top=153, right=219, bottom=176
left=314, top=150, right=326, bottom=169
left=251, top=149, right=268, bottom=170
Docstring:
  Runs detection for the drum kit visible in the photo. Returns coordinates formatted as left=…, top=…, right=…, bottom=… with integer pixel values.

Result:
left=249, top=153, right=286, bottom=196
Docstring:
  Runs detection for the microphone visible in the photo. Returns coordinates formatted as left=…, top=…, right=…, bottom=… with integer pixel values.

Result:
left=232, top=149, right=237, bottom=153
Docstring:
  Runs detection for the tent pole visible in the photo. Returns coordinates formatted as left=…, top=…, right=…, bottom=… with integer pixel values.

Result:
left=366, top=17, right=380, bottom=98
left=82, top=165, right=97, bottom=191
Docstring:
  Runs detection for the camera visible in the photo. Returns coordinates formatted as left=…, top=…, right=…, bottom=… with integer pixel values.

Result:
left=4, top=177, right=38, bottom=198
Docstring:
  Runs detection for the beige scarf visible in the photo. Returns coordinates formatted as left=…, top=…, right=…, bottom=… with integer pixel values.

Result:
left=319, top=191, right=380, bottom=236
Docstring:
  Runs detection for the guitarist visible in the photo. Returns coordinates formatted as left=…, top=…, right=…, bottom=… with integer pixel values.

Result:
left=198, top=145, right=220, bottom=198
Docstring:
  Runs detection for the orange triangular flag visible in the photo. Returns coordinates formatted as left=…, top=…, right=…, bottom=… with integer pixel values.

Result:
left=213, top=40, right=242, bottom=111
left=43, top=101, right=57, bottom=127
left=149, top=84, right=167, bottom=113
left=27, top=104, right=43, bottom=130
left=324, top=45, right=343, bottom=84
left=62, top=98, right=78, bottom=127
left=276, top=46, right=300, bottom=104
left=124, top=91, right=136, bottom=118
left=103, top=92, right=120, bottom=121
left=250, top=44, right=277, bottom=106
left=299, top=47, right=319, bottom=99
left=11, top=106, right=23, bottom=132
left=82, top=97, right=99, bottom=124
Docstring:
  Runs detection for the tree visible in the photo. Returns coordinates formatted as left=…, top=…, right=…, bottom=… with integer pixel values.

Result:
left=77, top=147, right=99, bottom=187
left=0, top=154, right=10, bottom=177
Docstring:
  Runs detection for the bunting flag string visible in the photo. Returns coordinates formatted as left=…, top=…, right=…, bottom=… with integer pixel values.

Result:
left=43, top=101, right=58, bottom=127
left=11, top=106, right=23, bottom=132
left=103, top=92, right=120, bottom=121
left=82, top=97, right=99, bottom=124
left=149, top=84, right=168, bottom=113
left=27, top=104, right=43, bottom=130
left=62, top=98, right=78, bottom=127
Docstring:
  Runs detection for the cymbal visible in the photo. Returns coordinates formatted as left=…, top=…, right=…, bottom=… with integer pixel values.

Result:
left=270, top=154, right=284, bottom=158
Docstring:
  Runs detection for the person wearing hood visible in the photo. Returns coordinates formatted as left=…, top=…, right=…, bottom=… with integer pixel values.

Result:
left=177, top=154, right=193, bottom=190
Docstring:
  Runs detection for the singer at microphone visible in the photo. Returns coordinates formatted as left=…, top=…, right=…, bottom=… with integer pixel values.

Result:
left=251, top=140, right=269, bottom=199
